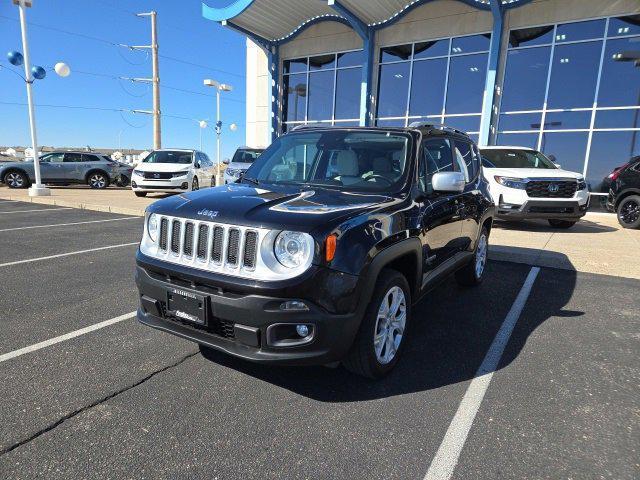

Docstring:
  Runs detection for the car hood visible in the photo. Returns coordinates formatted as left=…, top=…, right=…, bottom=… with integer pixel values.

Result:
left=134, top=163, right=192, bottom=173
left=146, top=183, right=396, bottom=232
left=484, top=167, right=583, bottom=180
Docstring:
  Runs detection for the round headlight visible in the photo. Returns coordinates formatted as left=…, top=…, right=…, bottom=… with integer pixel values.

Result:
left=274, top=231, right=310, bottom=268
left=147, top=213, right=158, bottom=242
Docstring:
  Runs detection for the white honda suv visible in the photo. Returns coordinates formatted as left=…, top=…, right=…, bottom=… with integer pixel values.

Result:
left=480, top=146, right=589, bottom=228
left=131, top=149, right=215, bottom=197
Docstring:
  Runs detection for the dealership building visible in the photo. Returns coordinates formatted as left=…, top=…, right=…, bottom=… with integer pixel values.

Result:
left=203, top=0, right=640, bottom=191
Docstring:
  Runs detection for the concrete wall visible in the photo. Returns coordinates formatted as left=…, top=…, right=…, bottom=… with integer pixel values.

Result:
left=245, top=39, right=270, bottom=148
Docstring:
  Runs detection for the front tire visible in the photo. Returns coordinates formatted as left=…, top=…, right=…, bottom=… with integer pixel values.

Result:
left=4, top=170, right=29, bottom=189
left=343, top=269, right=411, bottom=379
left=548, top=219, right=577, bottom=229
left=455, top=226, right=489, bottom=287
left=87, top=172, right=109, bottom=189
left=191, top=177, right=199, bottom=191
left=134, top=191, right=147, bottom=197
left=617, top=195, right=640, bottom=229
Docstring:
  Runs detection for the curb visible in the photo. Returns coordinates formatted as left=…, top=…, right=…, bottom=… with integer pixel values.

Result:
left=0, top=194, right=145, bottom=217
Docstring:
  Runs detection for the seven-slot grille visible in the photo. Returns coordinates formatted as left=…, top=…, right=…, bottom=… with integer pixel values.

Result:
left=526, top=180, right=577, bottom=198
left=157, top=216, right=258, bottom=271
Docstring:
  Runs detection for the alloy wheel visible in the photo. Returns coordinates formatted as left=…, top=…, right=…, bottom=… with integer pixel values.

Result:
left=89, top=174, right=106, bottom=188
left=6, top=172, right=24, bottom=188
left=620, top=200, right=640, bottom=225
left=373, top=286, right=406, bottom=365
left=475, top=233, right=488, bottom=279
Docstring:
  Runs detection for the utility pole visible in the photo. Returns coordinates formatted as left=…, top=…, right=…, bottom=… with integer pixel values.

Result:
left=134, top=11, right=161, bottom=149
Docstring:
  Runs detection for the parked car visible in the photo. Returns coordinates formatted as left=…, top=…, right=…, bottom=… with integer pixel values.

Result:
left=480, top=146, right=589, bottom=228
left=112, top=161, right=134, bottom=187
left=606, top=156, right=640, bottom=229
left=223, top=146, right=264, bottom=184
left=135, top=123, right=494, bottom=378
left=130, top=149, right=215, bottom=197
left=0, top=151, right=120, bottom=189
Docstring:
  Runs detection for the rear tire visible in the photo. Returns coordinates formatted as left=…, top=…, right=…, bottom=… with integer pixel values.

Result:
left=87, top=172, right=109, bottom=189
left=455, top=227, right=489, bottom=287
left=547, top=219, right=577, bottom=228
left=134, top=191, right=147, bottom=197
left=343, top=269, right=411, bottom=379
left=4, top=170, right=29, bottom=189
left=617, top=195, right=640, bottom=229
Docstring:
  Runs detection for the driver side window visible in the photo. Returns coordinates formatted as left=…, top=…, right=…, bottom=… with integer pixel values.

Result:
left=420, top=138, right=454, bottom=194
left=44, top=153, right=65, bottom=163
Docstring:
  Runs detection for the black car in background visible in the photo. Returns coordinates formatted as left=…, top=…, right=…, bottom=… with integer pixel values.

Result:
left=607, top=156, right=640, bottom=229
left=135, top=124, right=494, bottom=378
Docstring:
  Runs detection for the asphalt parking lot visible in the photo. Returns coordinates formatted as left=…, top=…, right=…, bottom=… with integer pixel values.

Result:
left=0, top=200, right=637, bottom=479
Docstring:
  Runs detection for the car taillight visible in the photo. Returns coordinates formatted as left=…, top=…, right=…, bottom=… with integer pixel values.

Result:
left=609, top=163, right=630, bottom=181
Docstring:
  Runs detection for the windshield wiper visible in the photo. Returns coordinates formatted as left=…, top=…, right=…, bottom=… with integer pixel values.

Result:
left=241, top=176, right=260, bottom=186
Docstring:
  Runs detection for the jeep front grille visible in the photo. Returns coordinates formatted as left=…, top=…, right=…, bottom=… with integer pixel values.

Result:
left=526, top=180, right=577, bottom=198
left=154, top=215, right=260, bottom=274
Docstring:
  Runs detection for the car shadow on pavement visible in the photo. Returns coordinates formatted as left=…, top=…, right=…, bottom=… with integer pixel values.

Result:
left=200, top=256, right=578, bottom=402
left=494, top=218, right=617, bottom=234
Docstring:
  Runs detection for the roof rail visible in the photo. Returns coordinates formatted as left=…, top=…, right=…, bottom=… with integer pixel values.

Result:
left=290, top=123, right=337, bottom=131
left=407, top=121, right=469, bottom=137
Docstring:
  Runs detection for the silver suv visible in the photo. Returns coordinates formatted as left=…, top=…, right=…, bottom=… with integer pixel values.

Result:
left=0, top=151, right=120, bottom=189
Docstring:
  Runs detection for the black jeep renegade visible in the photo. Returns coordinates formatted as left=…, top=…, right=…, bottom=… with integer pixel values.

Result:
left=135, top=124, right=494, bottom=378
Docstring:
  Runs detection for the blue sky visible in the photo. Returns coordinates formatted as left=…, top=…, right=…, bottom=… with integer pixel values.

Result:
left=0, top=0, right=246, bottom=160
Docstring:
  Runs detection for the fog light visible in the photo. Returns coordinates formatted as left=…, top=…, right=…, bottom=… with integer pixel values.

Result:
left=296, top=324, right=309, bottom=337
left=181, top=182, right=188, bottom=189
left=279, top=300, right=309, bottom=311
left=131, top=181, right=138, bottom=188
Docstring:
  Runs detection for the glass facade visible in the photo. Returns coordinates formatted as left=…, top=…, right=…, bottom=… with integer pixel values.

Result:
left=282, top=50, right=363, bottom=131
left=375, top=34, right=490, bottom=139
left=497, top=14, right=640, bottom=192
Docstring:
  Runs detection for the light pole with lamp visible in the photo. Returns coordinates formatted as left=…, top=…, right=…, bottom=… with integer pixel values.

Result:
left=203, top=79, right=232, bottom=186
left=198, top=120, right=208, bottom=151
left=6, top=0, right=70, bottom=196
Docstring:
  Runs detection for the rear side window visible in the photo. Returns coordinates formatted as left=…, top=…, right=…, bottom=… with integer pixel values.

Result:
left=82, top=154, right=100, bottom=162
left=420, top=138, right=454, bottom=193
left=64, top=153, right=82, bottom=162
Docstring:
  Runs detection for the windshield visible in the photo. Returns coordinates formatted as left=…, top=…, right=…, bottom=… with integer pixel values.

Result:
left=142, top=150, right=193, bottom=164
left=231, top=149, right=263, bottom=164
left=481, top=149, right=556, bottom=169
left=243, top=130, right=410, bottom=192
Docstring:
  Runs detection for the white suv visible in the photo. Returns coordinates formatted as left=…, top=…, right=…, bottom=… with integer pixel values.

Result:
left=131, top=149, right=215, bottom=197
left=223, top=147, right=264, bottom=185
left=480, top=146, right=589, bottom=228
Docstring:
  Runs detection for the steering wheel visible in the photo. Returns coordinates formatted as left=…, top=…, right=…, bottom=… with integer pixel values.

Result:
left=362, top=173, right=393, bottom=186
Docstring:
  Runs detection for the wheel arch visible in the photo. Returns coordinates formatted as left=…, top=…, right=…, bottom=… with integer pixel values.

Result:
left=85, top=168, right=110, bottom=183
left=615, top=189, right=640, bottom=209
left=2, top=167, right=29, bottom=182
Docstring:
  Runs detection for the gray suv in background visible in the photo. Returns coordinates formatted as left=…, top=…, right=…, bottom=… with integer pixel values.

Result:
left=0, top=151, right=120, bottom=189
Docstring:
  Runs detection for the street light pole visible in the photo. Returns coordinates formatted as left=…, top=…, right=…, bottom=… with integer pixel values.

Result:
left=17, top=1, right=47, bottom=196
left=204, top=79, right=232, bottom=186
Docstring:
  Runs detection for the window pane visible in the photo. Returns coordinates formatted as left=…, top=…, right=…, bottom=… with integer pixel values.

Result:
left=283, top=58, right=307, bottom=74
left=608, top=14, right=640, bottom=38
left=501, top=47, right=550, bottom=111
left=539, top=131, right=589, bottom=174
left=337, top=50, right=363, bottom=68
left=598, top=37, right=640, bottom=107
left=509, top=26, right=554, bottom=48
left=377, top=63, right=410, bottom=118
left=333, top=120, right=360, bottom=127
left=451, top=34, right=491, bottom=54
left=542, top=111, right=592, bottom=130
left=453, top=141, right=473, bottom=181
left=380, top=44, right=412, bottom=62
left=413, top=39, right=449, bottom=59
left=376, top=118, right=406, bottom=127
left=587, top=131, right=640, bottom=191
left=594, top=109, right=640, bottom=129
left=335, top=67, right=361, bottom=120
left=445, top=53, right=487, bottom=114
left=283, top=74, right=307, bottom=122
left=309, top=54, right=335, bottom=71
left=422, top=138, right=454, bottom=193
left=555, top=19, right=605, bottom=43
left=64, top=153, right=82, bottom=162
left=409, top=58, right=447, bottom=117
left=307, top=70, right=334, bottom=121
left=547, top=41, right=601, bottom=109
left=496, top=132, right=540, bottom=149
left=443, top=115, right=481, bottom=133
left=498, top=113, right=542, bottom=131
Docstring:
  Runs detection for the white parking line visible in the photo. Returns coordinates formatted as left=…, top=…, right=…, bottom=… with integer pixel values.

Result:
left=0, top=242, right=139, bottom=268
left=0, top=207, right=72, bottom=214
left=0, top=216, right=138, bottom=232
left=0, top=311, right=137, bottom=363
left=424, top=266, right=540, bottom=480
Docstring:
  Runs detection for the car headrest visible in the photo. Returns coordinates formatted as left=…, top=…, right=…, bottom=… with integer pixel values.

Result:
left=336, top=150, right=359, bottom=176
left=373, top=156, right=392, bottom=173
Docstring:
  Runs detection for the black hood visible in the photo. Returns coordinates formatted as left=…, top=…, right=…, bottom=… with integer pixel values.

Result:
left=146, top=183, right=397, bottom=232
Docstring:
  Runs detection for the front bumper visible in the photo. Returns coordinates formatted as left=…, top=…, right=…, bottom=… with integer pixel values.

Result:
left=131, top=175, right=191, bottom=192
left=135, top=254, right=362, bottom=366
left=496, top=194, right=590, bottom=220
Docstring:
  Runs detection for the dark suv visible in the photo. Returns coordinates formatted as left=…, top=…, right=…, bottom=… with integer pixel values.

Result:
left=607, top=156, right=640, bottom=229
left=135, top=125, right=494, bottom=378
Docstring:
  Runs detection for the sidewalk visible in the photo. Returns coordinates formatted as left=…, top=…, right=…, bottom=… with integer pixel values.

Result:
left=2, top=186, right=639, bottom=279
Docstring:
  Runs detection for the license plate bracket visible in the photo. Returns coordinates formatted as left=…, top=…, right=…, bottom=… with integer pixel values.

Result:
left=166, top=287, right=208, bottom=325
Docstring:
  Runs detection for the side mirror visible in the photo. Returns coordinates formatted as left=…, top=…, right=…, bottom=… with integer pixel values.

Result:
left=194, top=160, right=201, bottom=168
left=432, top=171, right=465, bottom=193
left=223, top=158, right=230, bottom=165
left=553, top=163, right=562, bottom=169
